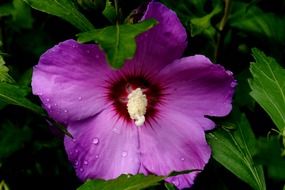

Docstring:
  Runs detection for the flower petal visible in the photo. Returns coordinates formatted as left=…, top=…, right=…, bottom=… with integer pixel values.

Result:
left=159, top=55, right=236, bottom=122
left=166, top=173, right=198, bottom=189
left=139, top=110, right=211, bottom=189
left=122, top=2, right=187, bottom=74
left=64, top=108, right=140, bottom=180
left=32, top=39, right=112, bottom=123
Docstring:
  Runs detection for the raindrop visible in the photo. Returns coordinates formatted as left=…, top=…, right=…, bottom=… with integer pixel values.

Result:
left=47, top=104, right=52, bottom=109
left=95, top=154, right=99, bottom=159
left=180, top=157, right=185, bottom=161
left=75, top=149, right=79, bottom=153
left=79, top=168, right=84, bottom=172
left=92, top=138, right=99, bottom=145
left=78, top=96, right=82, bottom=101
left=64, top=109, right=68, bottom=113
left=54, top=103, right=57, bottom=106
left=121, top=151, right=128, bottom=157
left=46, top=98, right=50, bottom=102
left=84, top=160, right=88, bottom=165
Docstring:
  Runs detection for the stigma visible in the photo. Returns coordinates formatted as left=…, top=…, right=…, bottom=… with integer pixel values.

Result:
left=127, top=88, right=148, bottom=126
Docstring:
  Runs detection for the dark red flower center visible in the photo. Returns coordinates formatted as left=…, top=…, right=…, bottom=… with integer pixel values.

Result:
left=108, top=75, right=162, bottom=123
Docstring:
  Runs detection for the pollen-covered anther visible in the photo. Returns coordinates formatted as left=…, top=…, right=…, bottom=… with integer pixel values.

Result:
left=127, top=88, right=148, bottom=126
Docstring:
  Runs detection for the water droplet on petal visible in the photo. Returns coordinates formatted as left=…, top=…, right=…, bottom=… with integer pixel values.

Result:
left=75, top=161, right=79, bottom=166
left=180, top=157, right=185, bottom=161
left=95, top=154, right=99, bottom=159
left=64, top=109, right=68, bottom=113
left=121, top=151, right=128, bottom=157
left=78, top=96, right=82, bottom=101
left=46, top=98, right=50, bottom=102
left=79, top=168, right=84, bottom=172
left=75, top=149, right=79, bottom=153
left=72, top=138, right=76, bottom=143
left=47, top=104, right=52, bottom=109
left=92, top=138, right=99, bottom=145
left=84, top=160, right=88, bottom=165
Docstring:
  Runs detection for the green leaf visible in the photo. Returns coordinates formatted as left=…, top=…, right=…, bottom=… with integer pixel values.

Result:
left=0, top=82, right=44, bottom=115
left=229, top=2, right=285, bottom=43
left=234, top=70, right=255, bottom=109
left=23, top=0, right=94, bottom=31
left=11, top=0, right=33, bottom=29
left=207, top=110, right=266, bottom=190
left=190, top=5, right=222, bottom=37
left=0, top=56, right=14, bottom=83
left=0, top=180, right=9, bottom=190
left=0, top=3, right=14, bottom=17
left=254, top=136, right=285, bottom=180
left=77, top=174, right=164, bottom=190
left=249, top=48, right=285, bottom=131
left=102, top=0, right=116, bottom=23
left=77, top=19, right=157, bottom=68
left=0, top=121, right=32, bottom=159
left=164, top=183, right=176, bottom=190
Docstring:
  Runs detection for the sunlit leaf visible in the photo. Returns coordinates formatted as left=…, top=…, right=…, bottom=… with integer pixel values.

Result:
left=207, top=110, right=266, bottom=190
left=0, top=82, right=44, bottom=115
left=77, top=19, right=157, bottom=68
left=249, top=48, right=285, bottom=131
left=0, top=56, right=14, bottom=83
left=0, top=121, right=32, bottom=159
left=23, top=0, right=94, bottom=31
left=77, top=174, right=164, bottom=190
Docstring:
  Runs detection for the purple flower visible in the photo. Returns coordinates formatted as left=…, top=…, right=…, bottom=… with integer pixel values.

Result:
left=32, top=2, right=235, bottom=189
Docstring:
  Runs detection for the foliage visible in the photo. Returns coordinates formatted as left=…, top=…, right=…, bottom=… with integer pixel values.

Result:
left=207, top=110, right=266, bottom=190
left=77, top=19, right=157, bottom=68
left=1, top=0, right=285, bottom=189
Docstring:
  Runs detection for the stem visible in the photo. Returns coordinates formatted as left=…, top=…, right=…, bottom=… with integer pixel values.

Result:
left=219, top=0, right=232, bottom=31
left=215, top=0, right=232, bottom=60
left=114, top=0, right=119, bottom=20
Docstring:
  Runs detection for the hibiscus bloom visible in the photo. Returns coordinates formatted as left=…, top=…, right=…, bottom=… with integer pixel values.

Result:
left=32, top=2, right=235, bottom=189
